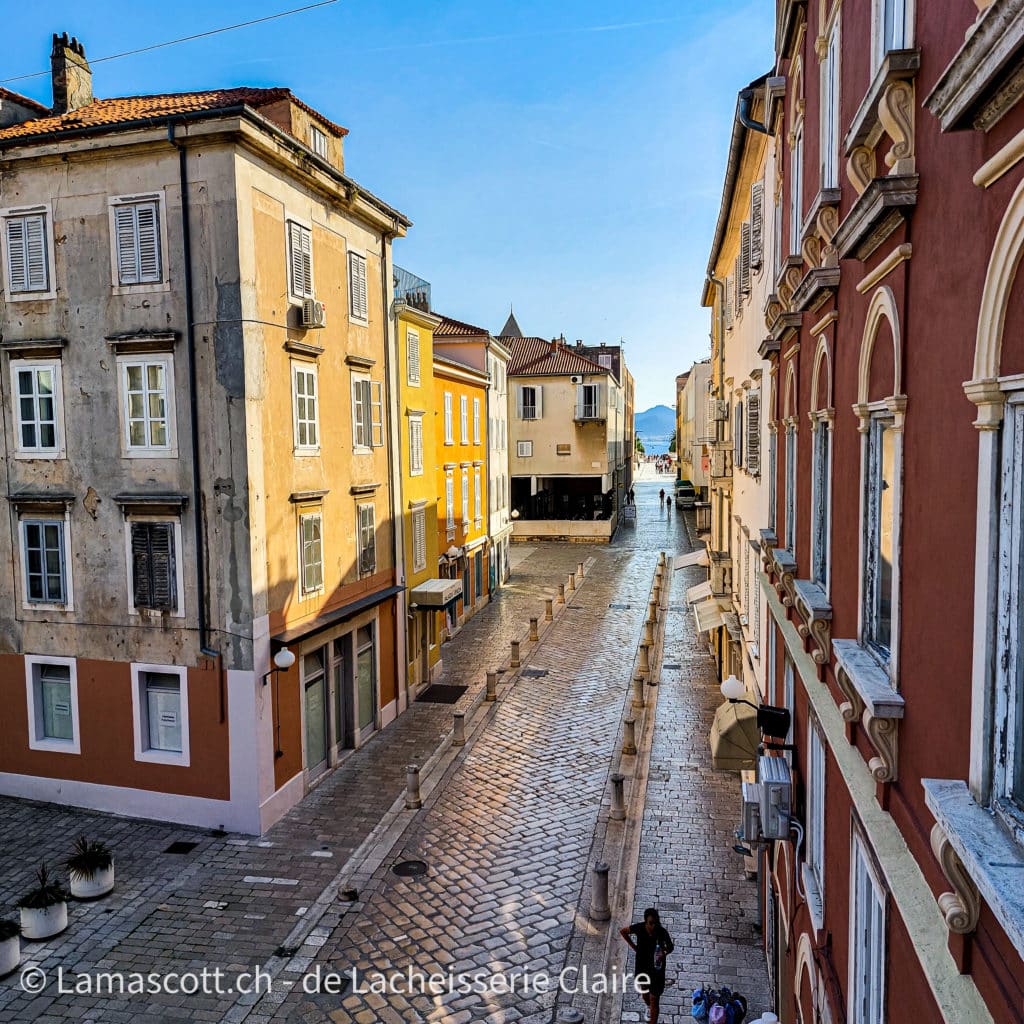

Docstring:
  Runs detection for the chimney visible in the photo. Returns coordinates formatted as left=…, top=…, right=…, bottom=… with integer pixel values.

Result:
left=51, top=33, right=92, bottom=114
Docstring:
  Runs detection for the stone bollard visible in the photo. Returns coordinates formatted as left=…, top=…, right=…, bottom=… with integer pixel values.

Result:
left=648, top=599, right=659, bottom=622
left=590, top=862, right=611, bottom=921
left=639, top=644, right=650, bottom=676
left=529, top=616, right=539, bottom=642
left=486, top=670, right=498, bottom=702
left=452, top=711, right=466, bottom=747
left=568, top=572, right=576, bottom=592
left=659, top=550, right=666, bottom=566
left=510, top=640, right=521, bottom=669
left=545, top=598, right=554, bottom=622
left=610, top=772, right=626, bottom=821
left=557, top=1009, right=585, bottom=1024
left=557, top=583, right=566, bottom=604
left=632, top=673, right=645, bottom=709
left=643, top=619, right=655, bottom=646
left=622, top=718, right=637, bottom=756
left=405, top=764, right=422, bottom=809
left=577, top=560, right=585, bottom=579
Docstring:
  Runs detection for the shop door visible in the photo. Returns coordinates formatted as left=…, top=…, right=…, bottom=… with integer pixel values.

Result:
left=332, top=637, right=355, bottom=752
left=356, top=624, right=377, bottom=742
left=303, top=649, right=329, bottom=777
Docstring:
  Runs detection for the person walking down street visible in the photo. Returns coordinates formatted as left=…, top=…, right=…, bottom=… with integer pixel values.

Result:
left=659, top=488, right=665, bottom=505
left=621, top=909, right=674, bottom=1024
left=628, top=487, right=635, bottom=505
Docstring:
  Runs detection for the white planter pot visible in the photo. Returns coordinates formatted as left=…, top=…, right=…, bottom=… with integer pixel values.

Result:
left=20, top=902, right=68, bottom=940
left=0, top=935, right=20, bottom=976
left=70, top=863, right=114, bottom=900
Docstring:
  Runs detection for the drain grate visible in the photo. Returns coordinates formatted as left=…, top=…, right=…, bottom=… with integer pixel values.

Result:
left=520, top=668, right=549, bottom=678
left=609, top=603, right=631, bottom=610
left=164, top=841, right=198, bottom=855
left=663, top=663, right=682, bottom=670
left=392, top=860, right=429, bottom=877
left=416, top=684, right=467, bottom=704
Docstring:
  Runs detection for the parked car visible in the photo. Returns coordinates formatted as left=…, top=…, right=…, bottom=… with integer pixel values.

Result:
left=675, top=482, right=697, bottom=509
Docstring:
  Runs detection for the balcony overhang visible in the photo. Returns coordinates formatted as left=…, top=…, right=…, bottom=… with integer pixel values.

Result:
left=835, top=174, right=919, bottom=261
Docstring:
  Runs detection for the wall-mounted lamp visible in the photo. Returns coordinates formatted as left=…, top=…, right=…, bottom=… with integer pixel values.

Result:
left=263, top=645, right=296, bottom=685
left=720, top=674, right=792, bottom=740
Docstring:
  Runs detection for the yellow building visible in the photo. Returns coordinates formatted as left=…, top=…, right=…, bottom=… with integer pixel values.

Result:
left=393, top=277, right=445, bottom=689
left=433, top=350, right=490, bottom=634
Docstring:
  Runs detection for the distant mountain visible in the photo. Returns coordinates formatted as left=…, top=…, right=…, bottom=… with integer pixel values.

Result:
left=635, top=404, right=675, bottom=438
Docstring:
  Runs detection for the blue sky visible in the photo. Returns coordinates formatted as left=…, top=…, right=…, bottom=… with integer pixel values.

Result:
left=2, top=1, right=774, bottom=411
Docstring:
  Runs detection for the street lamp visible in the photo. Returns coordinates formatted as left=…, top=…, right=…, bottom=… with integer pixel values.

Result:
left=264, top=646, right=296, bottom=684
left=720, top=673, right=791, bottom=740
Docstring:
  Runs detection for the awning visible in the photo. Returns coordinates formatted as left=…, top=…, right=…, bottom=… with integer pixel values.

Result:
left=410, top=579, right=463, bottom=607
left=686, top=580, right=713, bottom=604
left=693, top=597, right=725, bottom=633
left=710, top=700, right=760, bottom=772
left=674, top=549, right=709, bottom=570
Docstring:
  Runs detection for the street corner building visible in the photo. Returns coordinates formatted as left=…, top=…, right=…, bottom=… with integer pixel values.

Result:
left=0, top=32, right=412, bottom=834
left=688, top=2, right=1024, bottom=1022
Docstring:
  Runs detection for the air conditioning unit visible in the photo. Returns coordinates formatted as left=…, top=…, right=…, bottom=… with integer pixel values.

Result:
left=741, top=780, right=763, bottom=843
left=302, top=297, right=327, bottom=329
left=570, top=375, right=583, bottom=384
left=758, top=755, right=792, bottom=840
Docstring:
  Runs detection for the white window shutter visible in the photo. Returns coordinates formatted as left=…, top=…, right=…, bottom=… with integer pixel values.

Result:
left=135, top=202, right=161, bottom=283
left=370, top=381, right=384, bottom=446
left=349, top=252, right=368, bottom=320
left=741, top=222, right=751, bottom=296
left=6, top=217, right=27, bottom=291
left=723, top=275, right=732, bottom=328
left=751, top=181, right=764, bottom=269
left=747, top=390, right=761, bottom=475
left=116, top=206, right=140, bottom=285
left=25, top=215, right=48, bottom=290
left=352, top=379, right=366, bottom=447
left=536, top=385, right=543, bottom=419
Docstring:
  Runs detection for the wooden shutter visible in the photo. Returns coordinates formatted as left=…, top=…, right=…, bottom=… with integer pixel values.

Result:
left=359, top=505, right=376, bottom=573
left=349, top=251, right=368, bottom=320
left=750, top=181, right=764, bottom=270
left=352, top=379, right=367, bottom=446
left=446, top=474, right=455, bottom=529
left=535, top=385, right=543, bottom=420
left=462, top=469, right=469, bottom=526
left=132, top=521, right=176, bottom=610
left=135, top=202, right=161, bottom=283
left=407, top=329, right=420, bottom=383
left=747, top=390, right=761, bottom=475
left=444, top=391, right=453, bottom=441
left=115, top=205, right=139, bottom=285
left=5, top=217, right=27, bottom=291
left=413, top=509, right=426, bottom=569
left=370, top=381, right=384, bottom=447
left=740, top=222, right=751, bottom=296
left=460, top=395, right=468, bottom=441
left=723, top=275, right=733, bottom=328
left=24, top=214, right=48, bottom=291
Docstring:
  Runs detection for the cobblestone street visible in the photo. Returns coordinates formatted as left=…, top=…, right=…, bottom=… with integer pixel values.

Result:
left=0, top=480, right=769, bottom=1024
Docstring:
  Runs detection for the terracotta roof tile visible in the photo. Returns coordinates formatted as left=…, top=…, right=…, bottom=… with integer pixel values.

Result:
left=0, top=87, right=348, bottom=144
left=0, top=88, right=49, bottom=115
left=434, top=314, right=490, bottom=338
left=504, top=336, right=608, bottom=377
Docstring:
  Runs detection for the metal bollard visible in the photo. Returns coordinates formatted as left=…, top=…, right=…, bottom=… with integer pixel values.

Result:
left=568, top=572, right=576, bottom=592
left=405, top=764, right=422, bottom=809
left=639, top=644, right=650, bottom=675
left=510, top=640, right=521, bottom=669
left=557, top=583, right=566, bottom=604
left=610, top=772, right=626, bottom=821
left=632, top=673, right=645, bottom=709
left=577, top=560, right=585, bottom=579
left=545, top=598, right=554, bottom=622
left=486, top=670, right=498, bottom=702
left=590, top=862, right=611, bottom=921
left=529, top=616, right=539, bottom=641
left=622, top=718, right=637, bottom=756
left=452, top=711, right=466, bottom=746
left=643, top=619, right=655, bottom=645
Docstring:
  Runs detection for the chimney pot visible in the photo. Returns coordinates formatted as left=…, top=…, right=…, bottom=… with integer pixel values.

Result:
left=51, top=31, right=93, bottom=114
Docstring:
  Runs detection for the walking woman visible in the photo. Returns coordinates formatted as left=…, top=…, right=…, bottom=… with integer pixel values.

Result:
left=620, top=908, right=674, bottom=1024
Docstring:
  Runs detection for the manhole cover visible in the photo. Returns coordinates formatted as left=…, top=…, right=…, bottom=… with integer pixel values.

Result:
left=521, top=668, right=549, bottom=678
left=392, top=860, right=428, bottom=877
left=164, top=841, right=198, bottom=855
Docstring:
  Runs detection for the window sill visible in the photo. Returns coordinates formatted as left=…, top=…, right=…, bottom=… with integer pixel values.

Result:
left=5, top=290, right=57, bottom=303
left=924, top=778, right=1024, bottom=958
left=124, top=448, right=179, bottom=460
left=135, top=748, right=189, bottom=767
left=112, top=281, right=170, bottom=297
left=768, top=548, right=798, bottom=608
left=833, top=639, right=904, bottom=783
left=802, top=862, right=825, bottom=934
left=13, top=451, right=65, bottom=461
left=293, top=448, right=321, bottom=458
left=793, top=579, right=832, bottom=665
left=28, top=736, right=80, bottom=756
left=348, top=316, right=369, bottom=328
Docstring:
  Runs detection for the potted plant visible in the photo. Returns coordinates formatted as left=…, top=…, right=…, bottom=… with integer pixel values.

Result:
left=17, top=866, right=69, bottom=940
left=66, top=837, right=114, bottom=900
left=0, top=919, right=21, bottom=976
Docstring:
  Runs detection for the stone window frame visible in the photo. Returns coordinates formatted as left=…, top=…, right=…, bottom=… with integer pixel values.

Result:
left=871, top=0, right=914, bottom=73
left=124, top=514, right=185, bottom=618
left=2, top=202, right=57, bottom=301
left=108, top=191, right=170, bottom=296
left=130, top=662, right=190, bottom=768
left=25, top=654, right=81, bottom=756
left=118, top=352, right=179, bottom=459
left=10, top=357, right=66, bottom=459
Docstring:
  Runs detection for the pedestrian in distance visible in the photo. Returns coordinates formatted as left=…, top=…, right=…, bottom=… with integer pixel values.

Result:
left=659, top=488, right=665, bottom=505
left=620, top=908, right=674, bottom=1024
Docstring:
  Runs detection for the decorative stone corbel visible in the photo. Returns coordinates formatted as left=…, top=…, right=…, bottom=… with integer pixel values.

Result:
left=963, top=378, right=1006, bottom=431
left=771, top=548, right=798, bottom=607
left=801, top=234, right=822, bottom=270
left=847, top=145, right=876, bottom=195
left=794, top=580, right=832, bottom=665
left=817, top=205, right=840, bottom=268
left=863, top=713, right=899, bottom=782
left=879, top=79, right=915, bottom=175
left=834, top=661, right=865, bottom=723
left=929, top=822, right=981, bottom=935
left=760, top=528, right=778, bottom=574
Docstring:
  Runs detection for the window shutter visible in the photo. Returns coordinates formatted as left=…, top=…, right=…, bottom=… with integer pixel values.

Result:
left=131, top=523, right=152, bottom=607
left=446, top=475, right=455, bottom=529
left=747, top=390, right=761, bottom=475
left=740, top=222, right=751, bottom=296
left=462, top=470, right=470, bottom=526
left=116, top=205, right=140, bottom=285
left=349, top=252, right=368, bottom=320
left=353, top=379, right=366, bottom=447
left=370, top=381, right=384, bottom=447
left=536, top=385, right=543, bottom=419
left=517, top=386, right=525, bottom=419
left=288, top=222, right=303, bottom=297
left=6, top=217, right=27, bottom=291
left=723, top=275, right=733, bottom=328
left=135, top=202, right=161, bottom=283
left=25, top=214, right=48, bottom=290
left=407, top=330, right=420, bottom=383
left=360, top=506, right=376, bottom=573
left=750, top=181, right=764, bottom=269
left=132, top=521, right=176, bottom=610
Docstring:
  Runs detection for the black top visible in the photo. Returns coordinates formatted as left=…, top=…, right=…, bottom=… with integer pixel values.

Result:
left=628, top=921, right=674, bottom=975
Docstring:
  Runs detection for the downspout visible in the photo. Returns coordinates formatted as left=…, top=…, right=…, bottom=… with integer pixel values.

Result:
left=738, top=87, right=771, bottom=135
left=168, top=120, right=215, bottom=657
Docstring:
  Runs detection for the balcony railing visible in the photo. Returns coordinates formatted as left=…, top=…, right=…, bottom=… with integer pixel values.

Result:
left=575, top=401, right=606, bottom=422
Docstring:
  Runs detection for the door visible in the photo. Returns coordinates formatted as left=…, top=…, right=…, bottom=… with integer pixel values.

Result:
left=303, top=649, right=328, bottom=777
left=356, top=624, right=377, bottom=742
left=332, top=637, right=354, bottom=752
left=419, top=611, right=430, bottom=685
left=475, top=551, right=483, bottom=600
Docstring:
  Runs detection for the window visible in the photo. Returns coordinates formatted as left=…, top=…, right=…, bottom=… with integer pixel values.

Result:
left=25, top=656, right=79, bottom=754
left=598, top=353, right=613, bottom=369
left=806, top=719, right=826, bottom=918
left=783, top=654, right=795, bottom=746
left=734, top=400, right=744, bottom=468
left=577, top=383, right=601, bottom=419
left=12, top=360, right=63, bottom=456
left=287, top=220, right=313, bottom=300
left=444, top=392, right=454, bottom=444
left=863, top=414, right=896, bottom=660
left=299, top=512, right=324, bottom=595
left=850, top=834, right=886, bottom=1024
left=412, top=507, right=427, bottom=572
left=131, top=664, right=189, bottom=765
left=822, top=21, right=840, bottom=189
left=348, top=251, right=368, bottom=321
left=746, top=390, right=761, bottom=475
left=22, top=517, right=68, bottom=607
left=111, top=197, right=163, bottom=286
left=129, top=520, right=181, bottom=613
left=119, top=356, right=175, bottom=455
left=768, top=427, right=778, bottom=531
left=292, top=362, right=319, bottom=452
left=811, top=421, right=833, bottom=590
left=518, top=440, right=533, bottom=458
left=409, top=414, right=424, bottom=475
left=352, top=377, right=383, bottom=449
left=446, top=473, right=455, bottom=532
left=785, top=424, right=797, bottom=552
left=460, top=395, right=469, bottom=444
left=3, top=206, right=51, bottom=295
left=462, top=469, right=470, bottom=528
left=358, top=504, right=376, bottom=575
left=473, top=397, right=481, bottom=445
left=875, top=0, right=907, bottom=66
left=474, top=468, right=482, bottom=521
left=790, top=127, right=804, bottom=256
left=406, top=328, right=421, bottom=385
left=773, top=196, right=784, bottom=283
left=518, top=385, right=541, bottom=420
left=310, top=125, right=328, bottom=158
